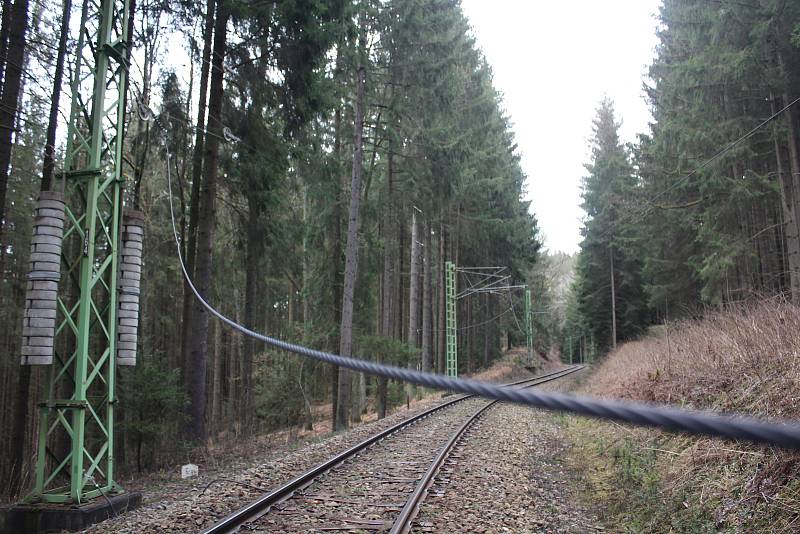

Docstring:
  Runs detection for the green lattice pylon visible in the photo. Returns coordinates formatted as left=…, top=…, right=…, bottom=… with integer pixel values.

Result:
left=445, top=261, right=457, bottom=377
left=28, top=0, right=130, bottom=504
left=525, top=288, right=533, bottom=364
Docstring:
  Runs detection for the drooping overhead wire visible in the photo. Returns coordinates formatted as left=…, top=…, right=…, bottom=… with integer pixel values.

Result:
left=429, top=306, right=515, bottom=334
left=506, top=290, right=524, bottom=333
left=647, top=96, right=800, bottom=208
left=457, top=307, right=513, bottom=332
left=162, top=141, right=800, bottom=449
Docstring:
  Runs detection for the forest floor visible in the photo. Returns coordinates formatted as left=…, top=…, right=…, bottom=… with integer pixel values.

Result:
left=81, top=348, right=568, bottom=533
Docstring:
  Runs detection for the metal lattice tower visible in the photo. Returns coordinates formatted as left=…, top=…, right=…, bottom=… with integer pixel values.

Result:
left=445, top=261, right=457, bottom=377
left=28, top=0, right=131, bottom=504
left=524, top=288, right=533, bottom=363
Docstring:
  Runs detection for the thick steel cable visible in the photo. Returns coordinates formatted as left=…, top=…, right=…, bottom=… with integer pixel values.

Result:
left=163, top=152, right=800, bottom=450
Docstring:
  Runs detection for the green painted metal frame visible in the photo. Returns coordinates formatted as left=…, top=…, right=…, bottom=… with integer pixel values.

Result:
left=29, top=0, right=130, bottom=504
left=445, top=261, right=457, bottom=377
left=524, top=288, right=533, bottom=364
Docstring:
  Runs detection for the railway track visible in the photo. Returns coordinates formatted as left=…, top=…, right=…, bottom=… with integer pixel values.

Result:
left=202, top=365, right=583, bottom=534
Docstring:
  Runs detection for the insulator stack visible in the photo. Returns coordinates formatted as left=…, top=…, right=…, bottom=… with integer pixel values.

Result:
left=117, top=210, right=144, bottom=366
left=21, top=192, right=66, bottom=365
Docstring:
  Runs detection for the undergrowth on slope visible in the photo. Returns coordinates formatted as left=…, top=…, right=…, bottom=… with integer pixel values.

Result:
left=566, top=300, right=800, bottom=532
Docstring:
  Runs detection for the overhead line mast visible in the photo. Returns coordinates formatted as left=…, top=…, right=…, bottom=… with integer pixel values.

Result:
left=446, top=264, right=534, bottom=375
left=20, top=0, right=138, bottom=506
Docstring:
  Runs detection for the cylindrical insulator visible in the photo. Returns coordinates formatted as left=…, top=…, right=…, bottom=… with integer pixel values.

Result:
left=117, top=210, right=144, bottom=366
left=21, top=191, right=66, bottom=365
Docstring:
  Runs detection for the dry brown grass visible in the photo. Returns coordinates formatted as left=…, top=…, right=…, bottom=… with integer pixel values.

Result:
left=574, top=299, right=800, bottom=531
left=585, top=299, right=800, bottom=417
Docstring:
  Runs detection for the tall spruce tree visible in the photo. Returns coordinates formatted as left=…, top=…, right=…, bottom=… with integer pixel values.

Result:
left=574, top=99, right=648, bottom=350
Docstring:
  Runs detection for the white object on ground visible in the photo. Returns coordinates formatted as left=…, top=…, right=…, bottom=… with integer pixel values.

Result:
left=181, top=464, right=199, bottom=479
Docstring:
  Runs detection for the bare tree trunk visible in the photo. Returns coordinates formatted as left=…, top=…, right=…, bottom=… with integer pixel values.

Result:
left=186, top=0, right=228, bottom=443
left=353, top=372, right=365, bottom=422
left=298, top=361, right=313, bottom=431
left=452, top=206, right=460, bottom=278
left=398, top=217, right=406, bottom=341
left=241, top=200, right=260, bottom=434
left=181, top=0, right=215, bottom=373
left=336, top=26, right=366, bottom=431
left=3, top=0, right=31, bottom=496
left=610, top=245, right=617, bottom=349
left=211, top=318, right=221, bottom=434
left=40, top=0, right=71, bottom=191
left=772, top=93, right=800, bottom=301
left=0, top=0, right=29, bottom=239
left=233, top=293, right=242, bottom=433
left=784, top=106, right=800, bottom=294
left=302, top=186, right=310, bottom=336
left=378, top=148, right=394, bottom=419
left=6, top=0, right=69, bottom=497
left=777, top=51, right=800, bottom=304
left=421, top=222, right=432, bottom=372
left=287, top=279, right=294, bottom=326
left=330, top=107, right=342, bottom=427
left=0, top=0, right=11, bottom=95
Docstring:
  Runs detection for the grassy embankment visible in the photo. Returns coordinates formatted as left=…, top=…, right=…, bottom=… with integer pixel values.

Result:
left=565, top=301, right=800, bottom=532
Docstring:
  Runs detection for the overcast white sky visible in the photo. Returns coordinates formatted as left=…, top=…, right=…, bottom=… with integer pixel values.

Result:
left=460, top=0, right=661, bottom=254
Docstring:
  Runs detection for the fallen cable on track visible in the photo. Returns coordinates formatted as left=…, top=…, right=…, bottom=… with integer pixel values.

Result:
left=164, top=152, right=800, bottom=450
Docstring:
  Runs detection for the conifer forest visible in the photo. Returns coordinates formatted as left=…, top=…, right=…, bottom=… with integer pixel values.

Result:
left=0, top=1, right=800, bottom=530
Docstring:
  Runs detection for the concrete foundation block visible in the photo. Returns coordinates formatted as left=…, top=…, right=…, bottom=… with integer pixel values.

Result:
left=1, top=492, right=142, bottom=534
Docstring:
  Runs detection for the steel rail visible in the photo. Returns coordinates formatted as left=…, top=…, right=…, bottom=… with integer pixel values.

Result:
left=389, top=365, right=584, bottom=534
left=200, top=366, right=581, bottom=534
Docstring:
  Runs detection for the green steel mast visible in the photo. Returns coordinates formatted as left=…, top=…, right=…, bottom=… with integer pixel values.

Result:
left=29, top=0, right=131, bottom=504
left=445, top=261, right=457, bottom=377
left=525, top=287, right=533, bottom=364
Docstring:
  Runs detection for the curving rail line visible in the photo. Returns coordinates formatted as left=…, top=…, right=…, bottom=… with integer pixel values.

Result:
left=202, top=365, right=584, bottom=534
left=389, top=364, right=583, bottom=533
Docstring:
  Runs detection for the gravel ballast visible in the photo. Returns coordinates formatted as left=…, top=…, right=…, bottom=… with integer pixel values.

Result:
left=413, top=376, right=600, bottom=533
left=84, top=394, right=459, bottom=534
left=81, top=361, right=590, bottom=533
left=82, top=363, right=533, bottom=533
left=251, top=398, right=487, bottom=532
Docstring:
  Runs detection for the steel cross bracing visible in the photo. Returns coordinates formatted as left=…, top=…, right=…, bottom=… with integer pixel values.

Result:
left=29, top=0, right=130, bottom=504
left=525, top=288, right=533, bottom=364
left=445, top=261, right=457, bottom=378
left=445, top=265, right=534, bottom=374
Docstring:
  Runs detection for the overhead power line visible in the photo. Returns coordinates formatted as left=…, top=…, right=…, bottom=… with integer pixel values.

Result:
left=164, top=144, right=800, bottom=449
